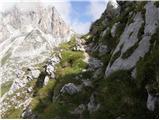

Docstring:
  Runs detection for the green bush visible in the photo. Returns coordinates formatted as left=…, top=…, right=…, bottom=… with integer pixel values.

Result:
left=3, top=107, right=23, bottom=119
left=0, top=81, right=13, bottom=96
left=122, top=42, right=139, bottom=59
left=93, top=70, right=153, bottom=118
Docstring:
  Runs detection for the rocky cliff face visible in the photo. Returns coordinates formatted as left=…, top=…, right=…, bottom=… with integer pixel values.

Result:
left=0, top=4, right=73, bottom=118
left=84, top=0, right=159, bottom=118
left=1, top=0, right=159, bottom=119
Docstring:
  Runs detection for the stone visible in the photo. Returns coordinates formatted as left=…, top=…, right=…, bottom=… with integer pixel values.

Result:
left=60, top=83, right=79, bottom=95
left=50, top=73, right=55, bottom=79
left=87, top=93, right=100, bottom=113
left=82, top=80, right=92, bottom=87
left=48, top=56, right=60, bottom=66
left=71, top=104, right=86, bottom=114
left=88, top=57, right=103, bottom=69
left=105, top=2, right=158, bottom=77
left=46, top=64, right=55, bottom=75
left=131, top=68, right=136, bottom=79
left=27, top=75, right=33, bottom=81
left=31, top=70, right=40, bottom=79
left=27, top=87, right=33, bottom=93
left=98, top=44, right=109, bottom=56
left=105, top=0, right=120, bottom=19
left=111, top=22, right=120, bottom=37
left=21, top=107, right=36, bottom=119
left=44, top=76, right=49, bottom=86
left=93, top=68, right=103, bottom=79
left=146, top=93, right=158, bottom=111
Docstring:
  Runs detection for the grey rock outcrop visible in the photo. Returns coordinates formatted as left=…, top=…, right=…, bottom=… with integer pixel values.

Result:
left=60, top=83, right=79, bottom=95
left=87, top=93, right=100, bottom=113
left=44, top=76, right=49, bottom=86
left=71, top=104, right=86, bottom=115
left=105, top=2, right=158, bottom=77
left=111, top=22, right=120, bottom=37
left=146, top=93, right=158, bottom=111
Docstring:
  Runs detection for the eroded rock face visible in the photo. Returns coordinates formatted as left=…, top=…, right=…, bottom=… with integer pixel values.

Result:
left=105, top=2, right=159, bottom=77
left=88, top=57, right=103, bottom=70
left=111, top=22, right=120, bottom=37
left=0, top=4, right=73, bottom=118
left=105, top=0, right=120, bottom=19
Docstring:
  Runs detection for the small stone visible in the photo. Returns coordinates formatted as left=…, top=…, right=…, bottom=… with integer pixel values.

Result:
left=44, top=76, right=49, bottom=86
left=60, top=83, right=79, bottom=95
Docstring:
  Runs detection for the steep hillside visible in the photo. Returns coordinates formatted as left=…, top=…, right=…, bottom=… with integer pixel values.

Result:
left=1, top=0, right=159, bottom=119
left=0, top=4, right=73, bottom=118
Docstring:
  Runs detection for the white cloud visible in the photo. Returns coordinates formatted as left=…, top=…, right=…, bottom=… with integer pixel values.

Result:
left=71, top=19, right=91, bottom=34
left=88, top=0, right=108, bottom=21
left=0, top=0, right=108, bottom=34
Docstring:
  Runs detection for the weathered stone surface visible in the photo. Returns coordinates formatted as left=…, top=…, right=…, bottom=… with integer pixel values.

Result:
left=105, top=2, right=158, bottom=77
left=98, top=44, right=109, bottom=56
left=87, top=93, right=100, bottom=113
left=146, top=93, right=158, bottom=111
left=71, top=104, right=86, bottom=114
left=60, top=83, right=79, bottom=95
left=22, top=107, right=36, bottom=119
left=45, top=64, right=55, bottom=75
left=44, top=76, right=49, bottom=86
left=88, top=57, right=103, bottom=70
left=111, top=22, right=120, bottom=37
left=105, top=0, right=120, bottom=18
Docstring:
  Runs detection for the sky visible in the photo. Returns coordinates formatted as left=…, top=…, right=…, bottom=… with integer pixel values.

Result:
left=0, top=0, right=108, bottom=34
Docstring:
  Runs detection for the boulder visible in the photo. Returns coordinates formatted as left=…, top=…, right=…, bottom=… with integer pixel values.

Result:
left=60, top=83, right=79, bottom=95
left=146, top=93, right=158, bottom=111
left=27, top=87, right=33, bottom=93
left=105, top=0, right=120, bottom=19
left=31, top=70, right=40, bottom=79
left=87, top=93, right=100, bottom=113
left=88, top=57, right=103, bottom=69
left=93, top=68, right=103, bottom=79
left=82, top=79, right=92, bottom=87
left=44, top=76, right=49, bottom=86
left=21, top=107, right=36, bottom=119
left=45, top=64, right=55, bottom=75
left=111, top=22, right=120, bottom=37
left=48, top=56, right=60, bottom=66
left=98, top=44, right=109, bottom=56
left=71, top=104, right=86, bottom=115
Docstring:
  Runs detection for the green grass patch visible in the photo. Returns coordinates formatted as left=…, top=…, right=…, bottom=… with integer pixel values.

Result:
left=0, top=81, right=13, bottom=96
left=93, top=70, right=154, bottom=118
left=3, top=107, right=23, bottom=119
left=1, top=51, right=12, bottom=65
left=110, top=50, right=121, bottom=66
left=122, top=42, right=139, bottom=59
